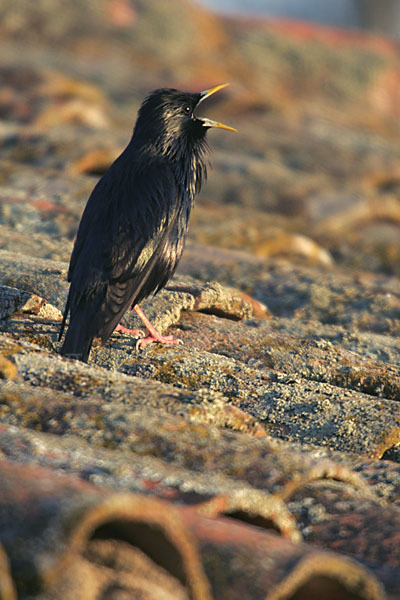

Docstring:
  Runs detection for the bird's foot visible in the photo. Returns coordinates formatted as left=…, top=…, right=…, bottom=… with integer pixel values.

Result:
left=115, top=324, right=145, bottom=337
left=136, top=332, right=183, bottom=351
left=132, top=304, right=183, bottom=350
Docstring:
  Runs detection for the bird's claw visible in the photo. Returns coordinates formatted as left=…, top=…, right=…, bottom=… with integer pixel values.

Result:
left=135, top=333, right=183, bottom=351
left=115, top=324, right=145, bottom=337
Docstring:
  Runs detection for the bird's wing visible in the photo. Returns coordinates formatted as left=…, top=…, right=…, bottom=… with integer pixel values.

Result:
left=99, top=164, right=186, bottom=335
left=63, top=156, right=184, bottom=341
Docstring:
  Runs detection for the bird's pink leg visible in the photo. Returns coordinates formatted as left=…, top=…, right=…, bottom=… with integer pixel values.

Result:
left=114, top=323, right=144, bottom=336
left=133, top=305, right=183, bottom=349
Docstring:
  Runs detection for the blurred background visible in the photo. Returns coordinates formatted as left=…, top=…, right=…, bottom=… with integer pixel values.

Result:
left=199, top=0, right=400, bottom=38
left=0, top=0, right=400, bottom=276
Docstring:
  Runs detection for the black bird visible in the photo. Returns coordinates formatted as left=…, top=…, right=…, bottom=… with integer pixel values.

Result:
left=59, top=83, right=236, bottom=362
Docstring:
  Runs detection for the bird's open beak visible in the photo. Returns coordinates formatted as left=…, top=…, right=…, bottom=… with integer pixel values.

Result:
left=197, top=83, right=237, bottom=133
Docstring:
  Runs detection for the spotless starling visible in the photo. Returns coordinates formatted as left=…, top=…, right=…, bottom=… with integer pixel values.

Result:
left=59, top=84, right=236, bottom=362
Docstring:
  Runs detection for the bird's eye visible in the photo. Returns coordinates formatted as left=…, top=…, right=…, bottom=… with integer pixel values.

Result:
left=183, top=105, right=191, bottom=114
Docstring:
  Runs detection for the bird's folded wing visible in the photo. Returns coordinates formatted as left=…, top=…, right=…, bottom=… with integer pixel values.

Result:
left=64, top=158, right=185, bottom=340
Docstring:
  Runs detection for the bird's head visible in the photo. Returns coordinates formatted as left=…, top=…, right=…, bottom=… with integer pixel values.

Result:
left=133, top=84, right=236, bottom=159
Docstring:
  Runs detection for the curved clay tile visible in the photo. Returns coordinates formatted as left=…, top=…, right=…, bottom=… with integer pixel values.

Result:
left=0, top=460, right=386, bottom=600
left=0, top=460, right=211, bottom=600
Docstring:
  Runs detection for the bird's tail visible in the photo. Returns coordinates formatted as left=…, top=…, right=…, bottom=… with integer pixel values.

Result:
left=58, top=292, right=70, bottom=342
left=59, top=282, right=135, bottom=362
left=59, top=313, right=94, bottom=362
left=59, top=293, right=95, bottom=362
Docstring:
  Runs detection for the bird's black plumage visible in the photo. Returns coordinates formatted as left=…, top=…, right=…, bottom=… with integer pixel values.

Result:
left=59, top=85, right=235, bottom=361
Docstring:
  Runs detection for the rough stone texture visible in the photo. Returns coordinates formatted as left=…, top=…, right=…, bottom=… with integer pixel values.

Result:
left=0, top=285, right=62, bottom=321
left=1, top=1, right=400, bottom=598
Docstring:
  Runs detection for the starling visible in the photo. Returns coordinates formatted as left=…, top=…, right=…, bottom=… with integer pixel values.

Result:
left=59, top=84, right=236, bottom=362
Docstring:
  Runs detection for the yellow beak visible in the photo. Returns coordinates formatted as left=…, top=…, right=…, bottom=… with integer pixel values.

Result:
left=199, top=83, right=231, bottom=102
left=197, top=83, right=237, bottom=133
